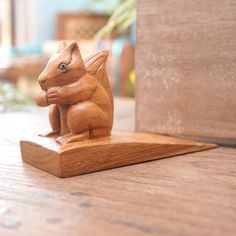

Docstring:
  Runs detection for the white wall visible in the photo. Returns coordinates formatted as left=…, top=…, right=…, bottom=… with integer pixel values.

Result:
left=0, top=0, right=12, bottom=47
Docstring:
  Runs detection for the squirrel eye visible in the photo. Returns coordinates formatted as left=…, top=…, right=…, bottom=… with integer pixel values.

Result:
left=58, top=62, right=67, bottom=71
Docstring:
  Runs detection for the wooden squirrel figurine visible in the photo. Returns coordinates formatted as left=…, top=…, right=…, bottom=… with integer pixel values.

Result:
left=35, top=41, right=113, bottom=144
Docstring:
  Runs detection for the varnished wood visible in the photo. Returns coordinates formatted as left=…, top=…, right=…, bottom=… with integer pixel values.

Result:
left=34, top=41, right=113, bottom=144
left=21, top=41, right=217, bottom=177
left=0, top=100, right=236, bottom=236
left=20, top=132, right=216, bottom=178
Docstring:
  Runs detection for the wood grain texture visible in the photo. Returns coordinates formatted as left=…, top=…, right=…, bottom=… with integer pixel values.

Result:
left=20, top=132, right=216, bottom=177
left=136, top=0, right=236, bottom=144
left=0, top=99, right=236, bottom=236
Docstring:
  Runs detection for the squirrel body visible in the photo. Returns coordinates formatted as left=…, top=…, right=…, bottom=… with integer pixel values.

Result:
left=35, top=41, right=113, bottom=144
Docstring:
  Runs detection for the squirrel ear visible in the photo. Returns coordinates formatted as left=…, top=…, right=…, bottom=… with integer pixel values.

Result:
left=66, top=41, right=85, bottom=68
left=57, top=41, right=67, bottom=53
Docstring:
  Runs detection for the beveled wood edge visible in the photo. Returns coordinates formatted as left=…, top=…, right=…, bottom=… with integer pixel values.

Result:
left=20, top=140, right=62, bottom=177
left=20, top=132, right=217, bottom=178
left=20, top=132, right=217, bottom=155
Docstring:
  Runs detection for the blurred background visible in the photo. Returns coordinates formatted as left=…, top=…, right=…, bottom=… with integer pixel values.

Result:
left=0, top=0, right=136, bottom=112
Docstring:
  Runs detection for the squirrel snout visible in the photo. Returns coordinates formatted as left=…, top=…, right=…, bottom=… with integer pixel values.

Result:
left=39, top=79, right=46, bottom=84
left=38, top=74, right=47, bottom=90
left=39, top=78, right=47, bottom=90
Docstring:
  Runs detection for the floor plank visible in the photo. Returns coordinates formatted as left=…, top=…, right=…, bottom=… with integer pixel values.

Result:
left=0, top=98, right=235, bottom=236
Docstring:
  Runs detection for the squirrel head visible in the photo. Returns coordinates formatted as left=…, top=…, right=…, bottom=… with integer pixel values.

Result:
left=38, top=41, right=86, bottom=90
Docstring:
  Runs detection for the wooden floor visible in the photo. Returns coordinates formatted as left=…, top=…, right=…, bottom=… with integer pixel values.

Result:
left=0, top=98, right=235, bottom=236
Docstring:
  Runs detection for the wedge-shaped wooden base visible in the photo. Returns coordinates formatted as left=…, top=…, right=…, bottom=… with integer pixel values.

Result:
left=20, top=132, right=216, bottom=178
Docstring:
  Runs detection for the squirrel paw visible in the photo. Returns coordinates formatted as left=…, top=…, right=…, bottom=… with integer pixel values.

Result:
left=56, top=131, right=89, bottom=144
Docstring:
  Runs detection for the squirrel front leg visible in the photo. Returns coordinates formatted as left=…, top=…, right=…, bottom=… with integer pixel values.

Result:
left=35, top=90, right=48, bottom=107
left=46, top=78, right=97, bottom=105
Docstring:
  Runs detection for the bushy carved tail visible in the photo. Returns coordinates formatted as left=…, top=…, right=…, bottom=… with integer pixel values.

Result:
left=83, top=50, right=114, bottom=115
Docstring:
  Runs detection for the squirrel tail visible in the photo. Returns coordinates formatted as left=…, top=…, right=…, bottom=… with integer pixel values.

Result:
left=84, top=50, right=114, bottom=115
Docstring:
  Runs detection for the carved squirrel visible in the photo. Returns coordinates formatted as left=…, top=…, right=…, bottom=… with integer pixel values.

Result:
left=35, top=41, right=113, bottom=144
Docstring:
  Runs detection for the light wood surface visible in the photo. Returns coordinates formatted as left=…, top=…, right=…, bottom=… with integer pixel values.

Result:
left=136, top=0, right=236, bottom=145
left=20, top=132, right=216, bottom=177
left=0, top=99, right=236, bottom=236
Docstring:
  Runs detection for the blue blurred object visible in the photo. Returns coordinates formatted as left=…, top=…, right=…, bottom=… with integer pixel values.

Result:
left=0, top=42, right=43, bottom=58
left=33, top=0, right=94, bottom=42
left=10, top=42, right=43, bottom=56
